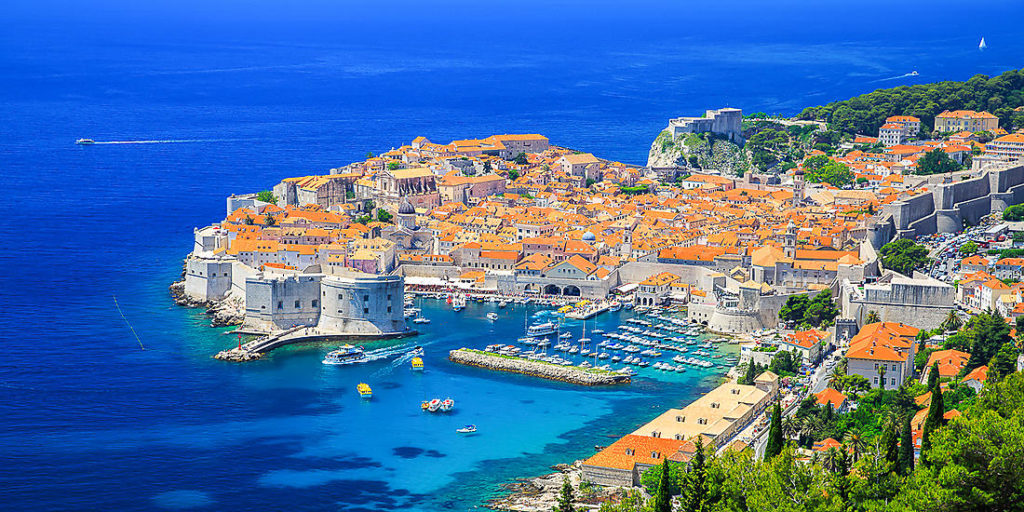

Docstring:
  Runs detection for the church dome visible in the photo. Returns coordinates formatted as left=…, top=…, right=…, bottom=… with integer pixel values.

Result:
left=582, top=231, right=596, bottom=242
left=398, top=197, right=415, bottom=215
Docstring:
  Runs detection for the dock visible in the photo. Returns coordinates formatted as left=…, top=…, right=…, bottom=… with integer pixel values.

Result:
left=448, top=348, right=630, bottom=386
left=214, top=326, right=418, bottom=362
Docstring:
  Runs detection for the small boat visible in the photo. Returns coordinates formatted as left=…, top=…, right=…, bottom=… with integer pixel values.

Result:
left=439, top=398, right=455, bottom=412
left=527, top=322, right=556, bottom=336
left=498, top=301, right=507, bottom=308
left=323, top=345, right=367, bottom=365
left=413, top=317, right=431, bottom=324
left=425, top=398, right=441, bottom=412
left=75, top=138, right=95, bottom=145
left=357, top=383, right=372, bottom=399
left=559, top=332, right=572, bottom=340
left=456, top=424, right=477, bottom=434
left=411, top=357, right=424, bottom=371
left=487, top=312, right=498, bottom=321
left=608, top=301, right=622, bottom=312
left=979, top=37, right=987, bottom=50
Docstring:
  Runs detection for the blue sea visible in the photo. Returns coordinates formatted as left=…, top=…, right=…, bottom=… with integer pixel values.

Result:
left=2, top=0, right=1022, bottom=510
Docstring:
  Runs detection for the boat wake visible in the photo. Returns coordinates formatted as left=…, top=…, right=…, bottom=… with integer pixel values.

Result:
left=872, top=71, right=919, bottom=83
left=90, top=138, right=252, bottom=145
left=369, top=343, right=429, bottom=378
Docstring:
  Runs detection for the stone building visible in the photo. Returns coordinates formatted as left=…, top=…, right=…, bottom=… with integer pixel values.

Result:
left=667, top=107, right=744, bottom=143
left=375, top=167, right=440, bottom=209
left=317, top=272, right=407, bottom=336
left=839, top=271, right=954, bottom=329
left=934, top=110, right=999, bottom=133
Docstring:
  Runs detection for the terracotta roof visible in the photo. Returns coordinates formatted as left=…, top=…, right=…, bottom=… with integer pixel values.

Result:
left=583, top=435, right=693, bottom=471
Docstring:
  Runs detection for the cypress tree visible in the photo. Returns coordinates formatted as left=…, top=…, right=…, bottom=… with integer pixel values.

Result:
left=743, top=362, right=756, bottom=385
left=765, top=400, right=784, bottom=459
left=683, top=436, right=707, bottom=512
left=897, top=412, right=914, bottom=475
left=652, top=458, right=673, bottom=512
left=927, top=362, right=940, bottom=391
left=881, top=420, right=899, bottom=471
left=553, top=475, right=576, bottom=512
left=921, top=386, right=945, bottom=467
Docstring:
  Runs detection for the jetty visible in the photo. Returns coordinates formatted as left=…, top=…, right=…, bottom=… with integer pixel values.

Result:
left=214, top=326, right=418, bottom=362
left=449, top=349, right=630, bottom=386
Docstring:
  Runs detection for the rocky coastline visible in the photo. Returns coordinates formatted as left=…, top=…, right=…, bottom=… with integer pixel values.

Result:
left=487, top=461, right=628, bottom=511
left=449, top=349, right=630, bottom=386
left=169, top=280, right=244, bottom=327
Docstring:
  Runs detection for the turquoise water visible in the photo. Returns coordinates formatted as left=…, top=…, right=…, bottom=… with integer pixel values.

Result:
left=3, top=0, right=1023, bottom=509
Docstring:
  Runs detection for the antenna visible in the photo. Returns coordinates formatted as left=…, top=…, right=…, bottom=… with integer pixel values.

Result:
left=113, top=295, right=146, bottom=350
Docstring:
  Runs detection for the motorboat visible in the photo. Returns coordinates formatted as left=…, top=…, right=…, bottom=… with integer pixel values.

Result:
left=498, top=301, right=507, bottom=308
left=456, top=424, right=477, bottom=434
left=559, top=332, right=572, bottom=340
left=413, top=317, right=431, bottom=324
left=527, top=322, right=556, bottom=336
left=75, top=138, right=95, bottom=145
left=323, top=345, right=367, bottom=365
left=357, top=383, right=373, bottom=399
left=439, top=398, right=455, bottom=412
left=487, top=312, right=499, bottom=321
left=423, top=399, right=442, bottom=412
left=411, top=357, right=424, bottom=371
left=608, top=301, right=622, bottom=312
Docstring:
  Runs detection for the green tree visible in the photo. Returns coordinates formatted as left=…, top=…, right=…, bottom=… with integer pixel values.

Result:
left=805, top=159, right=853, bottom=187
left=387, top=161, right=402, bottom=170
left=915, top=148, right=962, bottom=175
left=927, top=362, right=940, bottom=391
left=960, top=241, right=979, bottom=254
left=256, top=190, right=278, bottom=204
left=553, top=475, right=576, bottom=512
left=376, top=209, right=393, bottom=223
left=513, top=152, right=529, bottom=165
left=866, top=310, right=880, bottom=324
left=921, top=386, right=944, bottom=467
left=989, top=342, right=1019, bottom=382
left=941, top=310, right=963, bottom=332
left=898, top=412, right=914, bottom=475
left=880, top=416, right=899, bottom=471
left=742, top=362, right=756, bottom=385
left=879, top=239, right=930, bottom=275
left=681, top=436, right=707, bottom=512
left=1004, top=204, right=1024, bottom=221
left=769, top=350, right=802, bottom=376
left=264, top=214, right=277, bottom=227
left=652, top=458, right=673, bottom=512
left=507, top=169, right=520, bottom=181
left=483, top=160, right=492, bottom=173
left=765, top=401, right=784, bottom=459
left=585, top=178, right=596, bottom=188
left=966, top=309, right=1012, bottom=372
left=244, top=214, right=255, bottom=225
left=366, top=151, right=375, bottom=159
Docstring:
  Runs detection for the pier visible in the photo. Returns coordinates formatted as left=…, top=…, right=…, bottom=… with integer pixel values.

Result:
left=449, top=348, right=630, bottom=386
left=214, top=326, right=418, bottom=362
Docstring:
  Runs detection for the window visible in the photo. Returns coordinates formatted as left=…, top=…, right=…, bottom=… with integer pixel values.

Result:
left=363, top=295, right=369, bottom=301
left=624, top=448, right=634, bottom=456
left=387, top=294, right=392, bottom=300
left=312, top=300, right=318, bottom=308
left=338, top=294, right=343, bottom=300
left=294, top=300, right=300, bottom=308
left=676, top=416, right=683, bottom=422
left=387, top=306, right=392, bottom=313
left=873, top=377, right=878, bottom=384
left=277, top=301, right=283, bottom=310
left=363, top=308, right=369, bottom=314
left=651, top=451, right=660, bottom=459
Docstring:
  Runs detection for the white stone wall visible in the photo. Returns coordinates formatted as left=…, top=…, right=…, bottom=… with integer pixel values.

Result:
left=184, top=257, right=234, bottom=301
left=318, top=273, right=408, bottom=335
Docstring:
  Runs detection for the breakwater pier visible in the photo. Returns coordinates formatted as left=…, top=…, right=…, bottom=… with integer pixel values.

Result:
left=214, top=326, right=418, bottom=362
left=449, top=348, right=631, bottom=385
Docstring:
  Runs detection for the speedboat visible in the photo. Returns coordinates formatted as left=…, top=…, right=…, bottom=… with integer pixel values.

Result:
left=456, top=424, right=477, bottom=434
left=487, top=312, right=499, bottom=321
left=439, top=398, right=455, bottom=412
left=424, top=399, right=442, bottom=412
left=592, top=329, right=605, bottom=335
left=413, top=317, right=431, bottom=324
left=608, top=301, right=622, bottom=312
left=75, top=138, right=95, bottom=145
left=411, top=357, right=424, bottom=371
left=559, top=332, right=572, bottom=340
left=323, top=345, right=367, bottom=365
left=357, top=383, right=373, bottom=399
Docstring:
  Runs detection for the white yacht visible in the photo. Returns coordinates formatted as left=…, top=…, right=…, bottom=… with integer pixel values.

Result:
left=322, top=345, right=367, bottom=365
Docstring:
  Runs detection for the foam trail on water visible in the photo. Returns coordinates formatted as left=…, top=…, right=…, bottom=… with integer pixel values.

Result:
left=89, top=138, right=255, bottom=145
left=872, top=72, right=919, bottom=83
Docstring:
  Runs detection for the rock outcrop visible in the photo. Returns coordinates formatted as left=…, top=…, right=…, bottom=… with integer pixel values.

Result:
left=214, top=347, right=263, bottom=362
left=647, top=130, right=749, bottom=176
left=449, top=349, right=630, bottom=386
left=488, top=461, right=625, bottom=511
left=169, top=280, right=244, bottom=327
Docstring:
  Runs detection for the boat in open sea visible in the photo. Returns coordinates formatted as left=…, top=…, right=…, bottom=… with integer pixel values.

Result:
left=456, top=424, right=477, bottom=434
left=75, top=138, right=95, bottom=145
left=322, top=344, right=367, bottom=365
left=411, top=357, right=424, bottom=371
left=357, top=383, right=372, bottom=399
left=487, top=312, right=498, bottom=321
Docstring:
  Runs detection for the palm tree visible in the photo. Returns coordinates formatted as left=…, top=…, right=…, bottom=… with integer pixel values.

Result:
left=829, top=365, right=847, bottom=392
left=941, top=310, right=962, bottom=332
left=843, top=431, right=867, bottom=462
left=866, top=310, right=881, bottom=324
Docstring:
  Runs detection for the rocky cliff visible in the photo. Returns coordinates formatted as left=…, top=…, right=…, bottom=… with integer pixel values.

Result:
left=647, top=130, right=750, bottom=176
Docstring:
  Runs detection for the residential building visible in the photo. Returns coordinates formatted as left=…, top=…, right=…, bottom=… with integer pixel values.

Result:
left=986, top=134, right=1024, bottom=161
left=845, top=322, right=918, bottom=390
left=934, top=110, right=999, bottom=133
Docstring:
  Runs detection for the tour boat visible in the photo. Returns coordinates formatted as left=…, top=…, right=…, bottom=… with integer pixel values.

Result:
left=527, top=322, right=556, bottom=336
left=322, top=345, right=367, bottom=365
left=487, top=312, right=498, bottom=321
left=456, top=425, right=477, bottom=434
left=75, top=138, right=95, bottom=145
left=608, top=301, right=622, bottom=312
left=424, top=398, right=442, bottom=412
left=411, top=357, right=424, bottom=371
left=357, top=383, right=373, bottom=399
left=413, top=317, right=431, bottom=324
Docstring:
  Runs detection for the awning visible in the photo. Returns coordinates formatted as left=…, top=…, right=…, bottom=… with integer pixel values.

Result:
left=404, top=276, right=447, bottom=286
left=614, top=283, right=638, bottom=294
